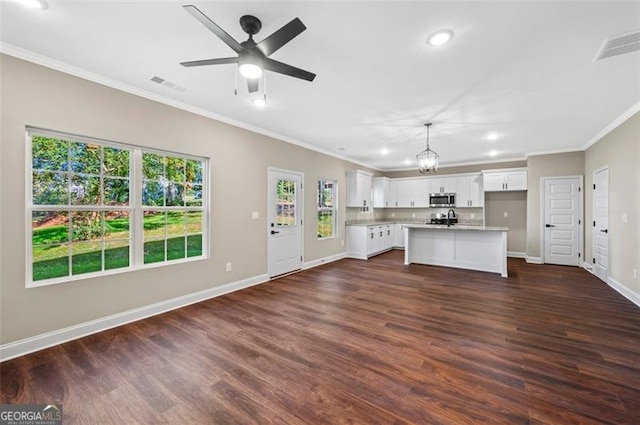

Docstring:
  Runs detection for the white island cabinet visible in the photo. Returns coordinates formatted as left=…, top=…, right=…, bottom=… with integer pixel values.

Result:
left=403, top=224, right=508, bottom=277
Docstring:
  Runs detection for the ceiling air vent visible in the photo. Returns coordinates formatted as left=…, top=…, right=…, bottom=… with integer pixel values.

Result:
left=595, top=30, right=640, bottom=61
left=149, top=76, right=187, bottom=92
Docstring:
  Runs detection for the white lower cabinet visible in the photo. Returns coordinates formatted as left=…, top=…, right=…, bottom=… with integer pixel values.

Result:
left=346, top=224, right=396, bottom=259
left=394, top=224, right=405, bottom=248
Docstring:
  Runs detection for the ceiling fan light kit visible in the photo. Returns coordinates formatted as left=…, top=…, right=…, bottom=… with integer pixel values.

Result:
left=416, top=123, right=439, bottom=174
left=180, top=4, right=316, bottom=98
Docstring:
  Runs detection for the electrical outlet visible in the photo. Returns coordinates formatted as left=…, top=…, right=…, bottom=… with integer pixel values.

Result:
left=341, top=240, right=344, bottom=247
left=470, top=213, right=475, bottom=219
left=634, top=269, right=637, bottom=280
left=391, top=213, right=395, bottom=218
left=225, top=262, right=232, bottom=272
left=251, top=211, right=259, bottom=220
left=622, top=213, right=628, bottom=223
left=503, top=211, right=509, bottom=217
left=412, top=213, right=416, bottom=218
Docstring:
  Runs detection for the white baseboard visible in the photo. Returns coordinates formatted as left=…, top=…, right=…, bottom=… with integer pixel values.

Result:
left=507, top=251, right=526, bottom=259
left=0, top=273, right=269, bottom=363
left=607, top=277, right=640, bottom=308
left=525, top=255, right=542, bottom=264
left=582, top=262, right=594, bottom=272
left=303, top=252, right=347, bottom=270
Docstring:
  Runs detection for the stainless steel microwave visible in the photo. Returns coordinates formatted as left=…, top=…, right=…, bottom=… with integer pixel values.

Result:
left=429, top=193, right=455, bottom=208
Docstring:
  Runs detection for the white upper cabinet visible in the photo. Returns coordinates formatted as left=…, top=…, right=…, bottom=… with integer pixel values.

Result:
left=373, top=177, right=390, bottom=208
left=427, top=177, right=457, bottom=194
left=346, top=170, right=373, bottom=208
left=455, top=174, right=484, bottom=207
left=482, top=168, right=528, bottom=192
left=393, top=179, right=429, bottom=207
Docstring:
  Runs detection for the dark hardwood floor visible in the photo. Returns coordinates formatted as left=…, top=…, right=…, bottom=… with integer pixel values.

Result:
left=2, top=251, right=640, bottom=424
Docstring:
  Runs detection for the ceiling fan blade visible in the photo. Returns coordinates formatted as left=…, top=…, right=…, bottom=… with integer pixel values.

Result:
left=180, top=57, right=238, bottom=67
left=264, top=58, right=316, bottom=82
left=183, top=5, right=243, bottom=54
left=257, top=18, right=306, bottom=56
left=247, top=79, right=259, bottom=93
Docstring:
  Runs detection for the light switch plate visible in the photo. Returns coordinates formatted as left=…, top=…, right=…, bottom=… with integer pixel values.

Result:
left=622, top=213, right=628, bottom=223
left=251, top=211, right=259, bottom=220
left=503, top=212, right=509, bottom=217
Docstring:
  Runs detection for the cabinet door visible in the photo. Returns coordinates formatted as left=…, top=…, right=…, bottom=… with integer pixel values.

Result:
left=505, top=171, right=527, bottom=191
left=388, top=180, right=399, bottom=208
left=396, top=180, right=413, bottom=207
left=385, top=225, right=394, bottom=250
left=394, top=224, right=405, bottom=248
left=366, top=227, right=377, bottom=255
left=442, top=177, right=457, bottom=193
left=427, top=178, right=442, bottom=194
left=412, top=180, right=430, bottom=207
left=373, top=178, right=389, bottom=208
left=483, top=173, right=505, bottom=192
left=470, top=174, right=484, bottom=206
left=357, top=173, right=373, bottom=207
left=455, top=176, right=472, bottom=207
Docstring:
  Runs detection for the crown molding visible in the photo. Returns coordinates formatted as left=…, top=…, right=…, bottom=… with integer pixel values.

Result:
left=582, top=100, right=640, bottom=151
left=381, top=156, right=527, bottom=172
left=0, top=43, right=381, bottom=172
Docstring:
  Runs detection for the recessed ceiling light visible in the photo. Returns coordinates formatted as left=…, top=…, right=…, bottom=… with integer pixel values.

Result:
left=427, top=29, right=454, bottom=46
left=488, top=150, right=499, bottom=157
left=404, top=159, right=412, bottom=165
left=381, top=148, right=389, bottom=156
left=486, top=132, right=500, bottom=141
left=252, top=97, right=266, bottom=107
left=18, top=0, right=47, bottom=9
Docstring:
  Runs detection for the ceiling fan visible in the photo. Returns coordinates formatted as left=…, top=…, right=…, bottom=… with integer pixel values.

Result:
left=180, top=5, right=316, bottom=93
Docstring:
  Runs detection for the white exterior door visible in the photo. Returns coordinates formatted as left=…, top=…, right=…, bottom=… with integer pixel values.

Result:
left=268, top=169, right=303, bottom=278
left=593, top=168, right=609, bottom=282
left=543, top=177, right=581, bottom=266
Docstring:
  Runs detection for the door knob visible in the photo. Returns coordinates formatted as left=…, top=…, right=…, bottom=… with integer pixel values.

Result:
left=545, top=224, right=555, bottom=227
left=271, top=230, right=280, bottom=235
left=600, top=229, right=608, bottom=233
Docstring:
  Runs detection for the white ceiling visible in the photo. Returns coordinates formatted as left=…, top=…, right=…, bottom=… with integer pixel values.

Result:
left=2, top=1, right=639, bottom=170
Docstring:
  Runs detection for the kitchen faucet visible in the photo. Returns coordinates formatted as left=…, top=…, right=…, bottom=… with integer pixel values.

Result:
left=447, top=209, right=456, bottom=227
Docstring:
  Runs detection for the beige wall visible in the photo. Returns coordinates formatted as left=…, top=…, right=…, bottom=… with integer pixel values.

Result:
left=525, top=152, right=585, bottom=258
left=585, top=112, right=640, bottom=295
left=485, top=192, right=527, bottom=253
left=385, top=160, right=527, bottom=179
left=0, top=55, right=374, bottom=344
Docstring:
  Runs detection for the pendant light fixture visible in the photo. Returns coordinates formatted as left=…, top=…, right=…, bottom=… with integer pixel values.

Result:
left=416, top=123, right=439, bottom=173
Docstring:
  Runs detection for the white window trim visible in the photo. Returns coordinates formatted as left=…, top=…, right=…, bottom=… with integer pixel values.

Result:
left=317, top=179, right=338, bottom=240
left=25, top=127, right=210, bottom=288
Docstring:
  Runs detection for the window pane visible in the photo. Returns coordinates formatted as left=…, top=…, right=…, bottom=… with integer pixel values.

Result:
left=276, top=179, right=296, bottom=226
left=72, top=241, right=103, bottom=275
left=104, top=178, right=129, bottom=206
left=166, top=157, right=185, bottom=183
left=32, top=243, right=69, bottom=281
left=70, top=142, right=101, bottom=175
left=166, top=183, right=184, bottom=206
left=187, top=234, right=202, bottom=257
left=144, top=238, right=166, bottom=264
left=32, top=211, right=69, bottom=245
left=186, top=184, right=202, bottom=206
left=70, top=175, right=100, bottom=205
left=105, top=211, right=130, bottom=240
left=186, top=160, right=203, bottom=184
left=105, top=240, right=129, bottom=270
left=72, top=211, right=104, bottom=242
left=143, top=180, right=165, bottom=206
left=32, top=136, right=68, bottom=171
left=187, top=211, right=202, bottom=234
left=143, top=152, right=164, bottom=179
left=103, top=147, right=130, bottom=177
left=143, top=211, right=166, bottom=239
left=167, top=212, right=186, bottom=236
left=318, top=210, right=334, bottom=238
left=167, top=236, right=186, bottom=260
left=33, top=171, right=68, bottom=205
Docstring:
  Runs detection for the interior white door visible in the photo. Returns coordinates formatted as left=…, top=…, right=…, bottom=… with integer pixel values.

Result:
left=268, top=169, right=303, bottom=277
left=543, top=177, right=581, bottom=266
left=593, top=168, right=609, bottom=282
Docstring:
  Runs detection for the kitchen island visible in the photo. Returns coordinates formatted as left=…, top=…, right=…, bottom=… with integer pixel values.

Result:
left=403, top=224, right=508, bottom=277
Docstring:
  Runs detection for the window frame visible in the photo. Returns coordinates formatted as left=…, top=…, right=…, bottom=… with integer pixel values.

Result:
left=25, top=127, right=209, bottom=288
left=317, top=179, right=337, bottom=240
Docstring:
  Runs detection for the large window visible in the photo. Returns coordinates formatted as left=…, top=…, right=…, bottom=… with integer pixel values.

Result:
left=27, top=129, right=207, bottom=287
left=317, top=179, right=336, bottom=239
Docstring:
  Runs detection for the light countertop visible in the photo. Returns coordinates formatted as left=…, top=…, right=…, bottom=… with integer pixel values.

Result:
left=403, top=224, right=508, bottom=232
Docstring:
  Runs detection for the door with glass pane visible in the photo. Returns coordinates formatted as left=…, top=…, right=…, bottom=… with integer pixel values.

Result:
left=268, top=169, right=303, bottom=277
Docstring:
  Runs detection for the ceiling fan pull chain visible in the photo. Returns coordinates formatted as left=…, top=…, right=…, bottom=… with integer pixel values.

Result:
left=234, top=63, right=238, bottom=96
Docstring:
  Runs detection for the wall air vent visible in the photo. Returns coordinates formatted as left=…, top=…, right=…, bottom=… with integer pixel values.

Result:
left=149, top=76, right=187, bottom=92
left=595, top=30, right=640, bottom=61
